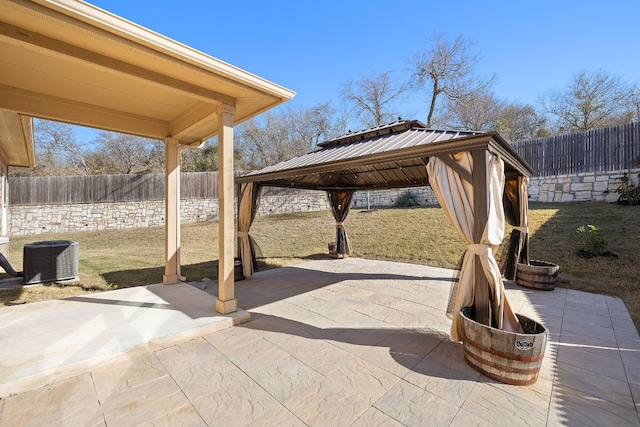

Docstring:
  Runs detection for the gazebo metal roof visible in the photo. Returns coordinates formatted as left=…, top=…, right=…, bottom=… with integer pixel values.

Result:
left=237, top=120, right=533, bottom=190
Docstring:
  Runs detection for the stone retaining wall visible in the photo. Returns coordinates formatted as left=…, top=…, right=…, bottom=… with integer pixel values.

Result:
left=258, top=190, right=330, bottom=215
left=9, top=199, right=218, bottom=237
left=528, top=168, right=639, bottom=203
left=352, top=187, right=438, bottom=209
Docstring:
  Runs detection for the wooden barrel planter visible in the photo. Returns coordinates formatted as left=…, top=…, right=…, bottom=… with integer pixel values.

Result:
left=516, top=260, right=559, bottom=291
left=460, top=307, right=548, bottom=385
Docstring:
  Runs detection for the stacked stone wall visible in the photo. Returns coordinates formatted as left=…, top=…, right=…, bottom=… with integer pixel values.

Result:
left=258, top=190, right=330, bottom=215
left=527, top=168, right=639, bottom=203
left=9, top=199, right=219, bottom=237
left=352, top=187, right=438, bottom=209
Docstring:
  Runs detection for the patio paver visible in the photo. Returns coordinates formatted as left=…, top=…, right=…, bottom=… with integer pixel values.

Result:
left=0, top=282, right=249, bottom=398
left=0, top=258, right=638, bottom=426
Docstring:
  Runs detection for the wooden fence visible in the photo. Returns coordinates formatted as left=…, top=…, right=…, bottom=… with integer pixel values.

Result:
left=9, top=172, right=220, bottom=206
left=513, top=122, right=640, bottom=177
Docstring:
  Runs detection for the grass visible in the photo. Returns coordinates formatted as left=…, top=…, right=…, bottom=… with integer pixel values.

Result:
left=2, top=201, right=638, bottom=331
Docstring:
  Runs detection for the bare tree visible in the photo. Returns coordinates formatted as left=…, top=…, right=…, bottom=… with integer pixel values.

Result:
left=440, top=87, right=548, bottom=142
left=237, top=115, right=299, bottom=169
left=340, top=70, right=407, bottom=128
left=540, top=70, right=633, bottom=132
left=88, top=131, right=161, bottom=174
left=493, top=103, right=548, bottom=142
left=440, top=88, right=505, bottom=132
left=302, top=102, right=349, bottom=149
left=236, top=102, right=345, bottom=169
left=32, top=119, right=90, bottom=174
left=408, top=33, right=493, bottom=127
left=147, top=140, right=166, bottom=172
left=629, top=84, right=640, bottom=123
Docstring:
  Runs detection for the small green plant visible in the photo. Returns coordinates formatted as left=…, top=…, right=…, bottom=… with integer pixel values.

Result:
left=616, top=172, right=640, bottom=205
left=577, top=224, right=607, bottom=256
left=394, top=189, right=419, bottom=207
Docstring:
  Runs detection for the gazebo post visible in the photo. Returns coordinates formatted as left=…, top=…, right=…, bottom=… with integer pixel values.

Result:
left=163, top=137, right=181, bottom=285
left=472, top=150, right=491, bottom=326
left=521, top=176, right=531, bottom=265
left=216, top=103, right=238, bottom=314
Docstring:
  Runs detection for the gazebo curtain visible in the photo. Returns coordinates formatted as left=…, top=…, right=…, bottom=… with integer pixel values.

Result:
left=426, top=152, right=522, bottom=341
left=327, top=190, right=355, bottom=256
left=503, top=176, right=530, bottom=280
left=237, top=182, right=262, bottom=276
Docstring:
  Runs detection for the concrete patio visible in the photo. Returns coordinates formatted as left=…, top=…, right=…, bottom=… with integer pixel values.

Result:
left=0, top=258, right=638, bottom=426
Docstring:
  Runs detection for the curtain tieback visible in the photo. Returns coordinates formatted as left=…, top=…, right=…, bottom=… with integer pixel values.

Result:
left=467, top=243, right=491, bottom=256
left=513, top=226, right=528, bottom=233
left=335, top=222, right=344, bottom=226
left=237, top=231, right=249, bottom=238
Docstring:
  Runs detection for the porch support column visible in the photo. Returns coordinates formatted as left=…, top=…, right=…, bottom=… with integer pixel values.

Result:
left=216, top=103, right=238, bottom=314
left=163, top=137, right=181, bottom=285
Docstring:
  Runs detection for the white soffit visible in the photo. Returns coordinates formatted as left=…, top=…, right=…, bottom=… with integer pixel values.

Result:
left=0, top=109, right=34, bottom=167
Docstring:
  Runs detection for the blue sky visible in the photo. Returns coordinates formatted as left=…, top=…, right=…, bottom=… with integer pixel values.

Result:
left=79, top=0, right=640, bottom=141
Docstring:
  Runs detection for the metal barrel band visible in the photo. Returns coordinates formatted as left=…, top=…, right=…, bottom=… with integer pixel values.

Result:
left=463, top=334, right=545, bottom=363
left=464, top=354, right=539, bottom=386
left=464, top=348, right=542, bottom=375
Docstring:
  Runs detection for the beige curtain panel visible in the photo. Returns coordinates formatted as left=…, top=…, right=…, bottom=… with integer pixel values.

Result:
left=427, top=152, right=522, bottom=341
left=503, top=176, right=531, bottom=279
left=518, top=176, right=530, bottom=264
left=327, top=190, right=355, bottom=256
left=237, top=182, right=261, bottom=277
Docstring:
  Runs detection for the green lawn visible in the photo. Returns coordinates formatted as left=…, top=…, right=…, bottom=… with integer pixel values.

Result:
left=3, top=201, right=639, bottom=331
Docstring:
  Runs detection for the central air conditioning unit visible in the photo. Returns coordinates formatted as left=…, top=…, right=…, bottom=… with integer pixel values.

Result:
left=23, top=240, right=79, bottom=285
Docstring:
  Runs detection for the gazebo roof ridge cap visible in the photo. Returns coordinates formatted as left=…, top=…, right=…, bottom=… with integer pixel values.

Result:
left=317, top=118, right=428, bottom=148
left=418, top=127, right=482, bottom=135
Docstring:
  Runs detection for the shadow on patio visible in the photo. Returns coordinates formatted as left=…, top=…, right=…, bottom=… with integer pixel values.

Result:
left=190, top=257, right=456, bottom=311
left=240, top=312, right=472, bottom=381
left=1, top=257, right=638, bottom=425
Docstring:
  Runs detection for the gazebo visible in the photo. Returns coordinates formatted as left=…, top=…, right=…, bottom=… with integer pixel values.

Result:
left=0, top=0, right=295, bottom=314
left=236, top=120, right=534, bottom=340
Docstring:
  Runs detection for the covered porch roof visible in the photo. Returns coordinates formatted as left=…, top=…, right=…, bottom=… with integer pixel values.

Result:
left=1, top=0, right=295, bottom=315
left=236, top=120, right=533, bottom=190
